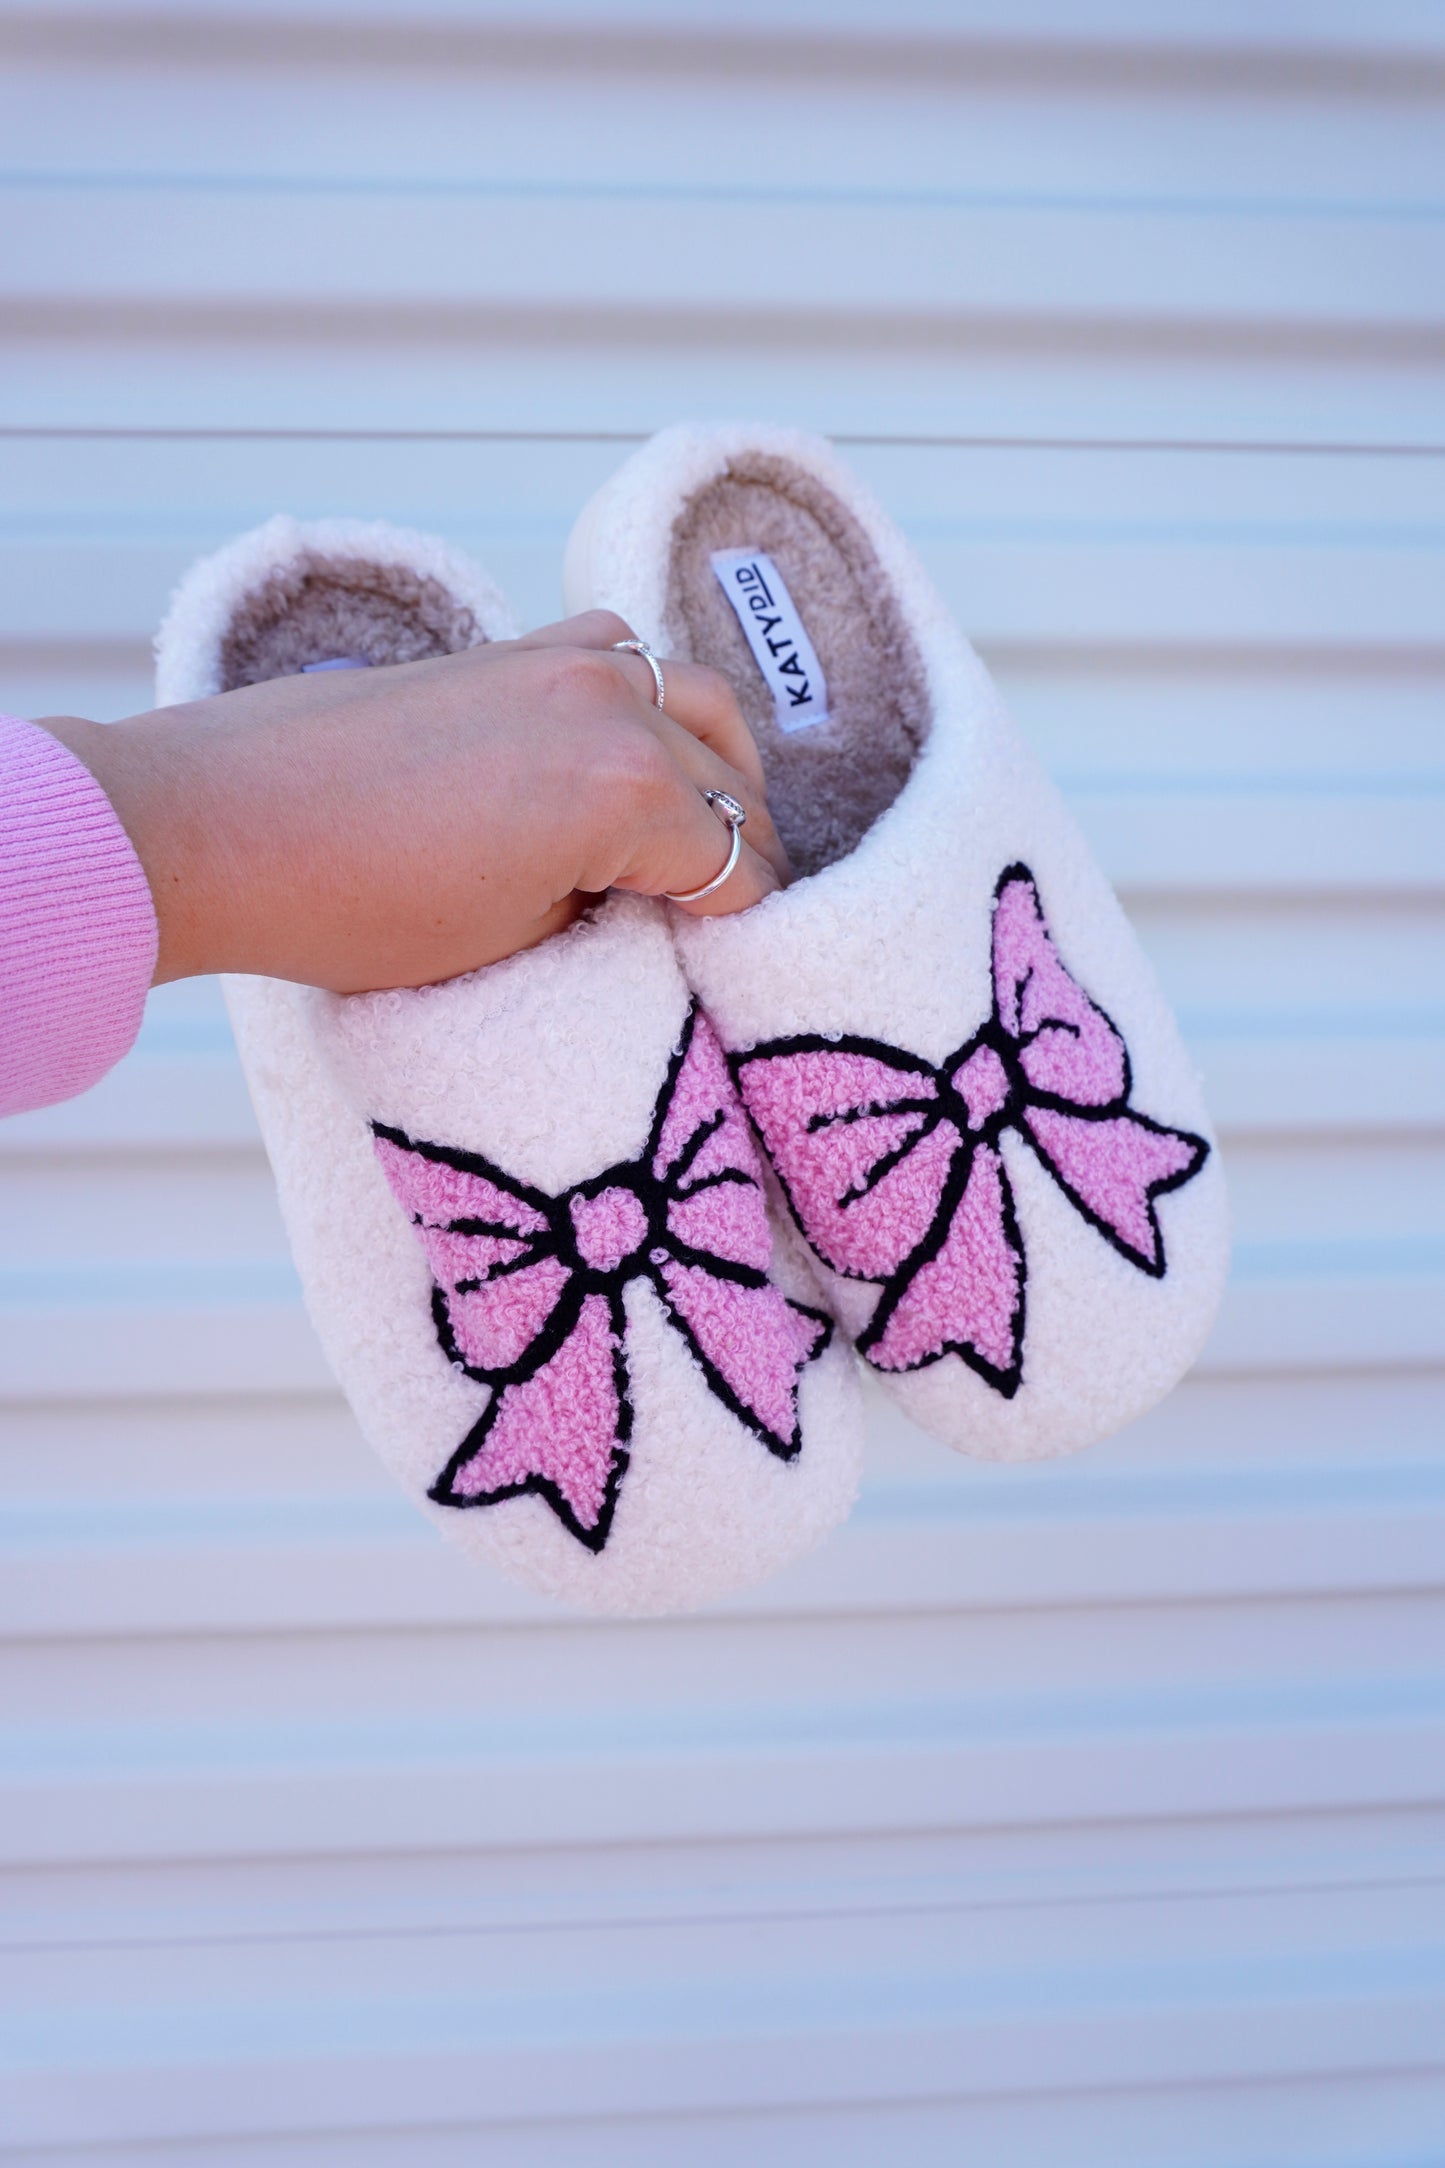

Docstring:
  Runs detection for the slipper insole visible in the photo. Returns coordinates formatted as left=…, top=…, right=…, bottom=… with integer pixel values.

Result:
left=663, top=455, right=929, bottom=878
left=219, top=555, right=482, bottom=691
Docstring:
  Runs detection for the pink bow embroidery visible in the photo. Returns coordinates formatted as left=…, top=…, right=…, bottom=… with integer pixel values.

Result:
left=372, top=1004, right=831, bottom=1552
left=735, top=865, right=1208, bottom=1398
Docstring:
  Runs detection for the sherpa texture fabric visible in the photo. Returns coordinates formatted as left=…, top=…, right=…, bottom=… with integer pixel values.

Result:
left=565, top=422, right=1230, bottom=1462
left=157, top=516, right=862, bottom=1614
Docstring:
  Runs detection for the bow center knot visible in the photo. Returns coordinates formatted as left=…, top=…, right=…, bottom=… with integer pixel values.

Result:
left=947, top=1040, right=1014, bottom=1134
left=570, top=1182, right=651, bottom=1276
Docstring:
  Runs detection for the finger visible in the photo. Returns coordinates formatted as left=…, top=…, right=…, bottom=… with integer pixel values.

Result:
left=670, top=831, right=780, bottom=918
left=597, top=649, right=790, bottom=882
left=515, top=609, right=636, bottom=653
left=527, top=628, right=770, bottom=816
left=621, top=776, right=781, bottom=919
left=514, top=632, right=789, bottom=895
left=599, top=647, right=764, bottom=788
left=642, top=657, right=772, bottom=798
left=518, top=616, right=786, bottom=848
left=640, top=705, right=790, bottom=886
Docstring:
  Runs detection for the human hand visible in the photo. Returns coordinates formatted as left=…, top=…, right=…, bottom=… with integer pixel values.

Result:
left=39, top=610, right=788, bottom=994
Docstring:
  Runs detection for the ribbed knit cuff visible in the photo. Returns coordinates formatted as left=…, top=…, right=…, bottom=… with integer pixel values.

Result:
left=1, top=715, right=160, bottom=1117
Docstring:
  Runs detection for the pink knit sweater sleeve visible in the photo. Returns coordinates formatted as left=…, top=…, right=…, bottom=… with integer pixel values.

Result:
left=1, top=716, right=159, bottom=1117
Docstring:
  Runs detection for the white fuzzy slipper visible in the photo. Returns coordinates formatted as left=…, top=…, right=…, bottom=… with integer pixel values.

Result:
left=155, top=517, right=861, bottom=1613
left=565, top=426, right=1229, bottom=1462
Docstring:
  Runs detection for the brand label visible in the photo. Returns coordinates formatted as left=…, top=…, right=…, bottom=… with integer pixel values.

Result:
left=709, top=548, right=829, bottom=733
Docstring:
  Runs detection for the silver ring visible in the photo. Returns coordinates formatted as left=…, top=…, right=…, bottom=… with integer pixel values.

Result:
left=665, top=788, right=748, bottom=905
left=611, top=637, right=665, bottom=711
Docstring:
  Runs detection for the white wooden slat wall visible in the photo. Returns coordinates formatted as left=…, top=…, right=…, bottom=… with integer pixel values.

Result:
left=1, top=7, right=1443, bottom=2161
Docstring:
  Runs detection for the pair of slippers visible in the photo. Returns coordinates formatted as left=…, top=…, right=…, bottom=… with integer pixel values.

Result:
left=156, top=424, right=1228, bottom=1616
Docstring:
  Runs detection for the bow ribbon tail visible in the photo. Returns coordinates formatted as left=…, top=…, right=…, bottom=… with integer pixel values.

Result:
left=653, top=1008, right=835, bottom=1461
left=856, top=1139, right=1026, bottom=1395
left=1021, top=1105, right=1208, bottom=1276
left=429, top=1287, right=632, bottom=1552
left=656, top=1255, right=831, bottom=1461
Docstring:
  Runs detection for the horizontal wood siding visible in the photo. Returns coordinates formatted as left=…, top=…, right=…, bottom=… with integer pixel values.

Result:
left=0, top=7, right=1442, bottom=2161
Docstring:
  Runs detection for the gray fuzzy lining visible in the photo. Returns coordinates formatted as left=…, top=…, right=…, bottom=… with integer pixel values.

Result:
left=219, top=553, right=483, bottom=691
left=662, top=455, right=929, bottom=877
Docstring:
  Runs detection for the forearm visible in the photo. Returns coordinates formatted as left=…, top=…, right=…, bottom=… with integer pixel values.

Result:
left=21, top=618, right=785, bottom=1012
left=44, top=675, right=584, bottom=992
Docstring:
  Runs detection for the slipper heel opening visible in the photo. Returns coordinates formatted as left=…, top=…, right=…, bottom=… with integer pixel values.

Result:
left=663, top=455, right=930, bottom=879
left=218, top=553, right=486, bottom=691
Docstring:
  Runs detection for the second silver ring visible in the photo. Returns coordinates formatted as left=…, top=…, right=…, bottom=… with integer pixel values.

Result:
left=665, top=788, right=748, bottom=906
left=611, top=637, right=665, bottom=712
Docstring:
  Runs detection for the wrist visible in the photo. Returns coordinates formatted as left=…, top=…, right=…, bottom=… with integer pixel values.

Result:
left=35, top=708, right=217, bottom=984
